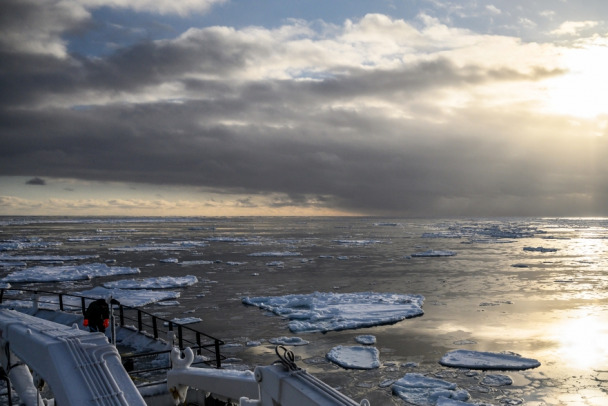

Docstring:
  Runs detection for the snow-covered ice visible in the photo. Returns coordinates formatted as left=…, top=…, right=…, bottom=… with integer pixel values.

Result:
left=268, top=336, right=309, bottom=346
left=326, top=345, right=380, bottom=369
left=1, top=263, right=140, bottom=283
left=0, top=254, right=99, bottom=262
left=355, top=335, right=376, bottom=345
left=77, top=286, right=180, bottom=307
left=411, top=250, right=456, bottom=257
left=482, top=374, right=513, bottom=386
left=109, top=242, right=205, bottom=252
left=523, top=246, right=558, bottom=253
left=247, top=251, right=301, bottom=257
left=391, top=373, right=470, bottom=406
left=439, top=349, right=541, bottom=370
left=103, top=275, right=198, bottom=289
left=242, top=291, right=424, bottom=333
left=166, top=317, right=202, bottom=326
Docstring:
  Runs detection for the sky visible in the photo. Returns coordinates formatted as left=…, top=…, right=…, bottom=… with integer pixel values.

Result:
left=1, top=0, right=608, bottom=217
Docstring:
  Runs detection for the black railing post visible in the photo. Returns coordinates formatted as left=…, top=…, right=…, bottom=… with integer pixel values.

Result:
left=137, top=310, right=143, bottom=332
left=215, top=340, right=222, bottom=368
left=152, top=317, right=158, bottom=339
left=178, top=325, right=183, bottom=349
left=58, top=294, right=64, bottom=311
left=0, top=289, right=4, bottom=304
left=119, top=305, right=124, bottom=326
left=196, top=333, right=201, bottom=355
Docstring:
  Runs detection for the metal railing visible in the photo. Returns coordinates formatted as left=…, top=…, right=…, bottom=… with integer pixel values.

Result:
left=0, top=288, right=225, bottom=370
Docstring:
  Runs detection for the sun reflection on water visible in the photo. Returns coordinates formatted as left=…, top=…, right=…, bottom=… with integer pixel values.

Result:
left=551, top=311, right=608, bottom=370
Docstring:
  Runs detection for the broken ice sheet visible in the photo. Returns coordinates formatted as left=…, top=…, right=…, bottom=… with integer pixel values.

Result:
left=242, top=291, right=424, bottom=333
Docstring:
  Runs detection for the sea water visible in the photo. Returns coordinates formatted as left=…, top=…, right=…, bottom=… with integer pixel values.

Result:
left=1, top=216, right=607, bottom=405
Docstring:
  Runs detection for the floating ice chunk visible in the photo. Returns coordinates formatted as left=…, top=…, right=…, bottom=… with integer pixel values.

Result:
left=207, top=236, right=249, bottom=242
left=156, top=301, right=180, bottom=306
left=248, top=251, right=301, bottom=257
left=77, top=286, right=180, bottom=307
left=0, top=261, right=26, bottom=267
left=160, top=258, right=179, bottom=263
left=411, top=250, right=456, bottom=257
left=0, top=254, right=99, bottom=262
left=326, top=345, right=380, bottom=369
left=268, top=336, right=309, bottom=346
left=242, top=292, right=424, bottom=333
left=355, top=335, right=376, bottom=345
left=103, top=275, right=198, bottom=289
left=266, top=261, right=284, bottom=267
left=109, top=243, right=192, bottom=252
left=453, top=340, right=477, bottom=346
left=439, top=349, right=540, bottom=370
left=421, top=232, right=463, bottom=239
left=523, top=246, right=557, bottom=253
left=180, top=260, right=214, bottom=266
left=1, top=263, right=140, bottom=283
left=165, top=317, right=202, bottom=326
left=0, top=240, right=62, bottom=251
left=392, top=373, right=469, bottom=406
left=247, top=341, right=262, bottom=347
left=482, top=374, right=513, bottom=386
left=436, top=398, right=477, bottom=406
left=333, top=239, right=381, bottom=246
left=393, top=373, right=457, bottom=390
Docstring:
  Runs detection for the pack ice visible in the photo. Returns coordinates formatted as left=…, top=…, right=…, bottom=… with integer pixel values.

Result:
left=242, top=291, right=424, bottom=333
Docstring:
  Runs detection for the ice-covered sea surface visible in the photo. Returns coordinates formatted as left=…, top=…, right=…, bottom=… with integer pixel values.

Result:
left=1, top=216, right=608, bottom=405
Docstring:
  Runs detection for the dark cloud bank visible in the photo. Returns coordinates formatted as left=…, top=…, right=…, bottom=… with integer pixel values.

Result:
left=1, top=1, right=607, bottom=217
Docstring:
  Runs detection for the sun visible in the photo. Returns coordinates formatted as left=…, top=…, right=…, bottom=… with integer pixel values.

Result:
left=542, top=40, right=608, bottom=120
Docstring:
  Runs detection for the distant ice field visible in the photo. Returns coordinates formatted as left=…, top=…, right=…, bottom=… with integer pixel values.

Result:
left=1, top=216, right=607, bottom=405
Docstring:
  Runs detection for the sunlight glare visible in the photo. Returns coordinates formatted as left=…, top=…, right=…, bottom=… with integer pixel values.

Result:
left=552, top=312, right=608, bottom=370
left=543, top=42, right=608, bottom=120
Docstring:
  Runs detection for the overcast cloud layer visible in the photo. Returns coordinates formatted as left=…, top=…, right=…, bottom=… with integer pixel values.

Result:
left=1, top=0, right=608, bottom=216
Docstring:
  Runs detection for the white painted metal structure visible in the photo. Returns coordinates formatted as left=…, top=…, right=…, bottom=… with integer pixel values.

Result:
left=0, top=308, right=371, bottom=406
left=0, top=309, right=146, bottom=406
left=168, top=347, right=371, bottom=406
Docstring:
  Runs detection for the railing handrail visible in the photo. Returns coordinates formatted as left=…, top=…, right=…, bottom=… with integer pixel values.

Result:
left=0, top=287, right=224, bottom=368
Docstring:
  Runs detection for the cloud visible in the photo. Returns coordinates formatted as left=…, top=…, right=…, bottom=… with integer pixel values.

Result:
left=0, top=11, right=605, bottom=216
left=79, top=0, right=227, bottom=16
left=550, top=21, right=599, bottom=36
left=0, top=0, right=90, bottom=57
left=26, top=177, right=46, bottom=186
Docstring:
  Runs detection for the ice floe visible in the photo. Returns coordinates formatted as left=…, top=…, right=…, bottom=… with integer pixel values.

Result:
left=268, top=336, right=309, bottom=346
left=411, top=250, right=456, bottom=257
left=0, top=254, right=99, bottom=262
left=180, top=260, right=215, bottom=266
left=333, top=239, right=381, bottom=246
left=247, top=251, right=301, bottom=257
left=439, top=349, right=540, bottom=370
left=242, top=291, right=424, bottom=333
left=355, top=335, right=376, bottom=345
left=326, top=345, right=380, bottom=370
left=482, top=374, right=513, bottom=386
left=523, top=246, right=558, bottom=253
left=109, top=242, right=205, bottom=252
left=166, top=317, right=202, bottom=326
left=1, top=263, right=140, bottom=283
left=102, top=275, right=198, bottom=289
left=77, top=286, right=180, bottom=307
left=391, top=373, right=469, bottom=406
